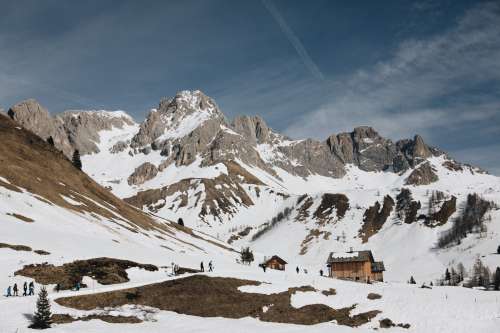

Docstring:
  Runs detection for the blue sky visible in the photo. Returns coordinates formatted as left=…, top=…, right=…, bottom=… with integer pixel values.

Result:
left=0, top=0, right=499, bottom=174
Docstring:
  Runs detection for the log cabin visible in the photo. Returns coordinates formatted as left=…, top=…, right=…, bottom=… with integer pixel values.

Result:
left=326, top=250, right=385, bottom=282
left=262, top=255, right=287, bottom=271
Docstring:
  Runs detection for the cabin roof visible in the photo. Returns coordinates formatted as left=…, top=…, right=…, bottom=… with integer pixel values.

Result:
left=326, top=250, right=375, bottom=264
left=264, top=255, right=287, bottom=265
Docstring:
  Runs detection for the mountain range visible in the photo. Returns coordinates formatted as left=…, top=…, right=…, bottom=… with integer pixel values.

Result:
left=3, top=90, right=500, bottom=282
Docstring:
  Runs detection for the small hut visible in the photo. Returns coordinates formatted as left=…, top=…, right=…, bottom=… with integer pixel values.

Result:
left=262, top=255, right=287, bottom=271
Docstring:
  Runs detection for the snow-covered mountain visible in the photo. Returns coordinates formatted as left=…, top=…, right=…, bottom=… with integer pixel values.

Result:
left=5, top=90, right=500, bottom=282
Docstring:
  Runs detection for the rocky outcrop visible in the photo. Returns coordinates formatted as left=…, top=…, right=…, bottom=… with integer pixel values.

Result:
left=427, top=196, right=457, bottom=226
left=405, top=162, right=439, bottom=186
left=232, top=115, right=272, bottom=145
left=127, top=162, right=158, bottom=186
left=359, top=195, right=395, bottom=242
left=8, top=99, right=134, bottom=157
left=326, top=127, right=436, bottom=173
left=396, top=188, right=421, bottom=224
left=313, top=193, right=350, bottom=223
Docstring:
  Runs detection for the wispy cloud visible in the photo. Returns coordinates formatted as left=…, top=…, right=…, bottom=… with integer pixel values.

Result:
left=261, top=0, right=325, bottom=82
left=285, top=2, right=500, bottom=138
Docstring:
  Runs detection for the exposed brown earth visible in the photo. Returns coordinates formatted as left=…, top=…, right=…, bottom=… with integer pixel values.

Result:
left=0, top=243, right=32, bottom=252
left=0, top=243, right=50, bottom=255
left=321, top=288, right=337, bottom=296
left=6, top=212, right=35, bottom=222
left=55, top=275, right=380, bottom=326
left=15, top=257, right=158, bottom=290
left=367, top=293, right=382, bottom=300
left=51, top=313, right=142, bottom=324
left=359, top=195, right=395, bottom=242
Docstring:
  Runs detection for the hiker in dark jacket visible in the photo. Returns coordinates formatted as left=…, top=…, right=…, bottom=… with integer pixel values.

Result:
left=320, top=269, right=324, bottom=277
left=55, top=283, right=61, bottom=293
left=208, top=261, right=213, bottom=272
left=23, top=281, right=28, bottom=296
left=200, top=261, right=204, bottom=272
left=13, top=283, right=18, bottom=296
left=28, top=281, right=35, bottom=295
left=296, top=266, right=299, bottom=274
left=6, top=286, right=11, bottom=297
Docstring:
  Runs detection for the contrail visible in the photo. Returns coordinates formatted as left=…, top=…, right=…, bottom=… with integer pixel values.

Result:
left=261, top=0, right=325, bottom=81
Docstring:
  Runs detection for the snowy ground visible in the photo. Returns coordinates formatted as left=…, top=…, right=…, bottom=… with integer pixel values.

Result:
left=1, top=250, right=499, bottom=333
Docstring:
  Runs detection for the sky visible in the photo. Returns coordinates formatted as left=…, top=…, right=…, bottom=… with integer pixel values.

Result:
left=0, top=0, right=499, bottom=174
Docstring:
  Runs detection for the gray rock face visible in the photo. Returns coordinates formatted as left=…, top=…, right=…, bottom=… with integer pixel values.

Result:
left=110, top=140, right=129, bottom=154
left=232, top=115, right=271, bottom=145
left=405, top=161, right=439, bottom=186
left=59, top=111, right=134, bottom=155
left=8, top=99, right=134, bottom=158
left=8, top=99, right=73, bottom=156
left=127, top=162, right=158, bottom=185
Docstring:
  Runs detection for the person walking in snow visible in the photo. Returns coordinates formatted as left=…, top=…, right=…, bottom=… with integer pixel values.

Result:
left=23, top=281, right=28, bottom=296
left=75, top=282, right=80, bottom=291
left=262, top=265, right=267, bottom=272
left=320, top=269, right=323, bottom=277
left=208, top=260, right=213, bottom=272
left=55, top=283, right=61, bottom=293
left=28, top=281, right=35, bottom=296
left=6, top=286, right=11, bottom=297
left=200, top=261, right=204, bottom=272
left=13, top=283, right=18, bottom=296
left=296, top=266, right=299, bottom=274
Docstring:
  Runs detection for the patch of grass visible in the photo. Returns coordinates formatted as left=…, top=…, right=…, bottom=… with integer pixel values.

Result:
left=55, top=275, right=380, bottom=327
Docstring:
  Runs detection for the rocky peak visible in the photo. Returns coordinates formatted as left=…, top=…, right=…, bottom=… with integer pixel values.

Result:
left=232, top=115, right=272, bottom=145
left=8, top=99, right=55, bottom=140
left=131, top=90, right=226, bottom=150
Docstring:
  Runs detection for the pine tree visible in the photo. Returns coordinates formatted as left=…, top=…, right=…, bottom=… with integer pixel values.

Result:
left=494, top=267, right=500, bottom=291
left=177, top=218, right=184, bottom=226
left=30, top=286, right=52, bottom=329
left=445, top=268, right=451, bottom=283
left=72, top=150, right=82, bottom=170
left=456, top=262, right=466, bottom=282
left=240, top=247, right=254, bottom=264
left=497, top=245, right=500, bottom=255
left=409, top=276, right=416, bottom=284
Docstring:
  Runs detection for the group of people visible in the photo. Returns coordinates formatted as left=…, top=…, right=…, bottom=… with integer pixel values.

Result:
left=5, top=281, right=35, bottom=297
left=200, top=260, right=214, bottom=272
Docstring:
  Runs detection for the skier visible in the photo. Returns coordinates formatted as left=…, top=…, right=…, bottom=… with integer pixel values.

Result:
left=13, top=283, right=18, bottom=296
left=55, top=283, right=61, bottom=293
left=28, top=281, right=35, bottom=295
left=262, top=265, right=267, bottom=273
left=23, top=281, right=28, bottom=296
left=6, top=286, right=11, bottom=297
left=296, top=266, right=299, bottom=274
left=208, top=260, right=213, bottom=272
left=320, top=269, right=323, bottom=277
left=200, top=261, right=204, bottom=272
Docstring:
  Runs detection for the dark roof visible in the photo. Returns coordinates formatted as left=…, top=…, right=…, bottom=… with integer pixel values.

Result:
left=371, top=261, right=385, bottom=272
left=326, top=250, right=374, bottom=264
left=265, top=255, right=287, bottom=265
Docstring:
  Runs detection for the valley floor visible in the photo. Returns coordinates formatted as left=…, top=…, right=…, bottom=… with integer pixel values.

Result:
left=1, top=249, right=499, bottom=333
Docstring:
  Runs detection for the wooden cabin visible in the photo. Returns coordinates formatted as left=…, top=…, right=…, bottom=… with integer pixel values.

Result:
left=326, top=250, right=385, bottom=283
left=262, top=255, right=287, bottom=271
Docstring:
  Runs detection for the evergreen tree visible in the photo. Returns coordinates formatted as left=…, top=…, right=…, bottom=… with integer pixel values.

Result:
left=177, top=218, right=184, bottom=226
left=30, top=286, right=52, bottom=329
left=240, top=247, right=254, bottom=264
left=72, top=150, right=82, bottom=170
left=409, top=276, right=416, bottom=284
left=497, top=245, right=500, bottom=255
left=494, top=267, right=500, bottom=291
left=445, top=268, right=451, bottom=283
left=46, top=136, right=55, bottom=146
left=456, top=262, right=466, bottom=282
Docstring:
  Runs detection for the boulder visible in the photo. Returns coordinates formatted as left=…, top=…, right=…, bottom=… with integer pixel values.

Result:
left=127, top=162, right=159, bottom=185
